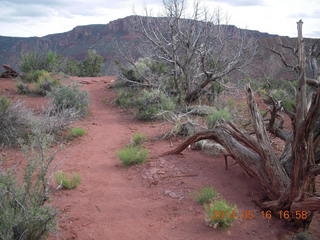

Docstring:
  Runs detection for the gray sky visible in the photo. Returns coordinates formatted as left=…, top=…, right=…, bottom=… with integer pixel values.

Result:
left=0, top=0, right=319, bottom=38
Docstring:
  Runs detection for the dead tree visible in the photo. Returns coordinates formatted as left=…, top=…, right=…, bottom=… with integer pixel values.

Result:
left=163, top=20, right=320, bottom=228
left=0, top=65, right=19, bottom=78
left=136, top=0, right=256, bottom=104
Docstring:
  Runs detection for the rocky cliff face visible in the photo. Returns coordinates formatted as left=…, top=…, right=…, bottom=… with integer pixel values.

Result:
left=0, top=15, right=317, bottom=78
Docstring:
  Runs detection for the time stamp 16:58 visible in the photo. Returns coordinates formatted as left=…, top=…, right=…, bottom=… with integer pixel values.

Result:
left=211, top=210, right=309, bottom=220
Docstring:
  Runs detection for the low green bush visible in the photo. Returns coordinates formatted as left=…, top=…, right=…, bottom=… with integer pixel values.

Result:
left=79, top=50, right=104, bottom=77
left=194, top=186, right=218, bottom=204
left=68, top=127, right=86, bottom=139
left=131, top=133, right=147, bottom=146
left=207, top=109, right=232, bottom=128
left=35, top=71, right=60, bottom=96
left=48, top=84, right=89, bottom=118
left=115, top=89, right=136, bottom=108
left=0, top=96, right=32, bottom=146
left=0, top=133, right=57, bottom=239
left=23, top=69, right=48, bottom=83
left=135, top=90, right=176, bottom=120
left=204, top=199, right=237, bottom=229
left=117, top=146, right=148, bottom=166
left=54, top=171, right=81, bottom=190
left=0, top=96, right=11, bottom=111
left=16, top=81, right=30, bottom=94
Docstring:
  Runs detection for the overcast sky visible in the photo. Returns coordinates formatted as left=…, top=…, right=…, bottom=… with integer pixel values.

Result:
left=0, top=0, right=319, bottom=38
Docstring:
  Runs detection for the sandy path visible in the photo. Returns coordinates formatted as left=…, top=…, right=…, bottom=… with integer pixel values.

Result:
left=50, top=77, right=166, bottom=240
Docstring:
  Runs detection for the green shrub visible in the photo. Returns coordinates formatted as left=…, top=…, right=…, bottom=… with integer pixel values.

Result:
left=48, top=84, right=89, bottom=118
left=131, top=133, right=147, bottom=146
left=54, top=171, right=81, bottom=190
left=115, top=89, right=136, bottom=108
left=0, top=96, right=11, bottom=111
left=79, top=50, right=104, bottom=77
left=35, top=72, right=60, bottom=96
left=20, top=51, right=62, bottom=73
left=23, top=69, right=48, bottom=83
left=204, top=199, right=237, bottom=229
left=0, top=133, right=57, bottom=239
left=117, top=146, right=148, bottom=166
left=16, top=81, right=30, bottom=94
left=0, top=97, right=32, bottom=146
left=64, top=59, right=81, bottom=76
left=194, top=186, right=218, bottom=204
left=68, top=127, right=86, bottom=139
left=135, top=90, right=176, bottom=120
left=207, top=109, right=232, bottom=128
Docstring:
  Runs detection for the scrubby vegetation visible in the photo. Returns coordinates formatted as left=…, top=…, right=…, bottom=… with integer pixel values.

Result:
left=194, top=186, right=218, bottom=204
left=131, top=133, right=147, bottom=146
left=0, top=96, right=32, bottom=146
left=117, top=146, right=149, bottom=166
left=207, top=109, right=232, bottom=129
left=117, top=133, right=149, bottom=166
left=204, top=199, right=238, bottom=229
left=48, top=83, right=89, bottom=118
left=79, top=50, right=104, bottom=77
left=67, top=127, right=86, bottom=139
left=0, top=133, right=57, bottom=239
left=115, top=88, right=176, bottom=121
left=19, top=50, right=104, bottom=77
left=54, top=171, right=81, bottom=190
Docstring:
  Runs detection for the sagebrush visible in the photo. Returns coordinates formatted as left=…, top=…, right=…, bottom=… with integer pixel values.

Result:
left=0, top=96, right=32, bottom=146
left=0, top=133, right=57, bottom=239
left=48, top=83, right=89, bottom=118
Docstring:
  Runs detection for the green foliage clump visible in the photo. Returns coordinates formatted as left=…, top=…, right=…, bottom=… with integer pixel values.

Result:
left=20, top=70, right=60, bottom=96
left=0, top=133, right=57, bottom=239
left=48, top=84, right=89, bottom=118
left=64, top=59, right=81, bottom=76
left=35, top=71, right=60, bottom=96
left=116, top=88, right=175, bottom=121
left=115, top=89, right=136, bottom=108
left=68, top=127, right=86, bottom=139
left=20, top=51, right=62, bottom=73
left=194, top=186, right=218, bottom=204
left=204, top=199, right=237, bottom=229
left=0, top=96, right=11, bottom=111
left=79, top=50, right=104, bottom=77
left=0, top=96, right=31, bottom=146
left=207, top=109, right=232, bottom=128
left=270, top=89, right=295, bottom=112
left=135, top=90, right=176, bottom=120
left=19, top=50, right=104, bottom=77
left=54, top=171, right=81, bottom=190
left=117, top=146, right=148, bottom=166
left=116, top=58, right=168, bottom=86
left=131, top=133, right=147, bottom=146
left=16, top=81, right=30, bottom=94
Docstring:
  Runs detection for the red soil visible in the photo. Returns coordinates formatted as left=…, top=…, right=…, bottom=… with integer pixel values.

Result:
left=1, top=76, right=319, bottom=240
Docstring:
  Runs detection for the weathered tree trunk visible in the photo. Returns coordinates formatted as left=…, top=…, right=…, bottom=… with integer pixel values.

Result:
left=0, top=65, right=19, bottom=78
left=163, top=20, right=320, bottom=228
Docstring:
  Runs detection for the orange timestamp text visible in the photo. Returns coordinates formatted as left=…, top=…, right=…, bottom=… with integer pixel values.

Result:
left=211, top=210, right=309, bottom=220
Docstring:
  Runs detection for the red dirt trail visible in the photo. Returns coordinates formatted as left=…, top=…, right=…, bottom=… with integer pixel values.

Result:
left=1, top=77, right=319, bottom=240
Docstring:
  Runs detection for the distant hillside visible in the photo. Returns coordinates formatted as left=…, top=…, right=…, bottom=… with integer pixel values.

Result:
left=0, top=15, right=318, bottom=78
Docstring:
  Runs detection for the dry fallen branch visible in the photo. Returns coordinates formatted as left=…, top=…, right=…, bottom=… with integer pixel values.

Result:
left=163, top=20, right=320, bottom=229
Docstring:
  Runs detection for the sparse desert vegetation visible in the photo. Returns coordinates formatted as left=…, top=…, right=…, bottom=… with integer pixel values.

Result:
left=54, top=171, right=81, bottom=190
left=67, top=127, right=86, bottom=139
left=0, top=0, right=320, bottom=239
left=194, top=186, right=218, bottom=205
